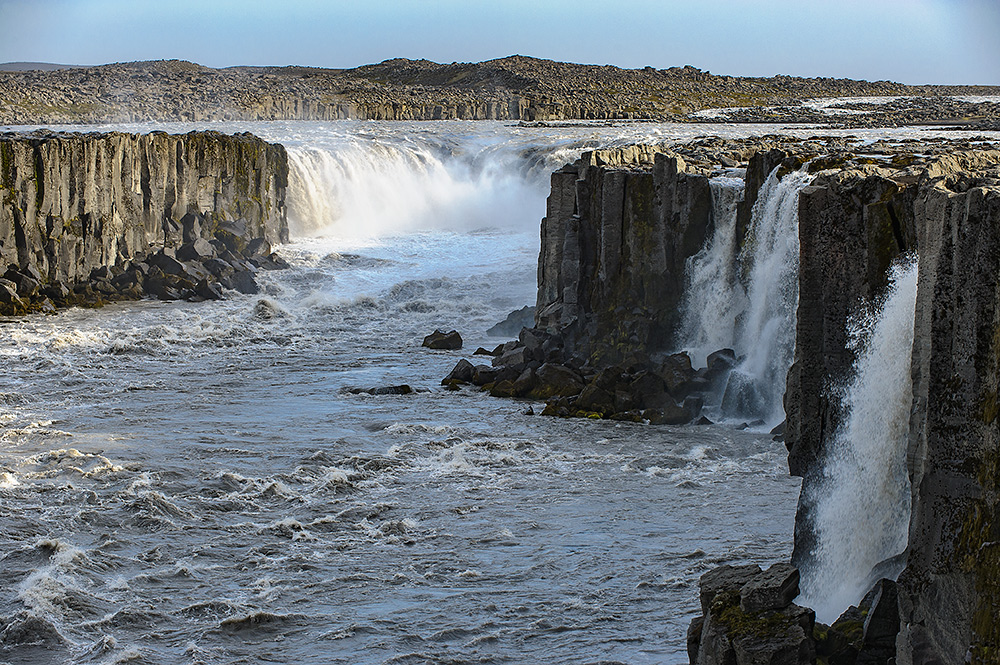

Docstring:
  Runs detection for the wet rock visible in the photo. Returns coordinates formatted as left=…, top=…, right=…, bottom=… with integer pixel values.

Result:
left=346, top=385, right=414, bottom=395
left=228, top=270, right=260, bottom=295
left=741, top=563, right=800, bottom=613
left=443, top=359, right=475, bottom=384
left=487, top=305, right=535, bottom=336
left=471, top=365, right=500, bottom=386
left=473, top=346, right=496, bottom=356
left=195, top=278, right=224, bottom=301
left=706, top=348, right=737, bottom=372
left=423, top=329, right=463, bottom=350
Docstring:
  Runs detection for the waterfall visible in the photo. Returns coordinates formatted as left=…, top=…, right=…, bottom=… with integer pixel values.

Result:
left=721, top=166, right=813, bottom=425
left=285, top=142, right=542, bottom=239
left=679, top=176, right=747, bottom=368
left=800, top=257, right=919, bottom=624
left=279, top=127, right=611, bottom=242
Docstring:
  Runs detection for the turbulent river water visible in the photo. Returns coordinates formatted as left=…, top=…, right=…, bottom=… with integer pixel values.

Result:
left=0, top=120, right=989, bottom=665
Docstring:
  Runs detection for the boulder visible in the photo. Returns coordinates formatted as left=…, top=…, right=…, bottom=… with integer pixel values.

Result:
left=531, top=363, right=585, bottom=398
left=194, top=278, right=224, bottom=301
left=246, top=237, right=272, bottom=257
left=423, top=329, right=463, bottom=350
left=177, top=238, right=217, bottom=262
left=493, top=345, right=531, bottom=368
left=443, top=359, right=475, bottom=384
left=657, top=352, right=695, bottom=394
left=214, top=219, right=251, bottom=254
left=180, top=211, right=203, bottom=243
left=740, top=563, right=800, bottom=613
left=575, top=383, right=615, bottom=414
left=699, top=564, right=763, bottom=614
left=471, top=365, right=500, bottom=386
left=706, top=348, right=737, bottom=372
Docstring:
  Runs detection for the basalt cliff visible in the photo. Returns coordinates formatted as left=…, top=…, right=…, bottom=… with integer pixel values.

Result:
left=447, top=137, right=1000, bottom=663
left=2, top=57, right=999, bottom=127
left=0, top=130, right=289, bottom=313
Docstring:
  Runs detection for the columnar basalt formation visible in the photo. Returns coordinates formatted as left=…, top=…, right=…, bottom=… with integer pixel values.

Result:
left=897, top=158, right=1000, bottom=664
left=453, top=136, right=1000, bottom=663
left=535, top=144, right=712, bottom=364
left=0, top=130, right=289, bottom=312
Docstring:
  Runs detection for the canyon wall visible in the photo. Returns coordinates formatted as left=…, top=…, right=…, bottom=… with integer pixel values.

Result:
left=531, top=139, right=1000, bottom=663
left=535, top=145, right=713, bottom=365
left=898, top=159, right=1000, bottom=664
left=0, top=130, right=288, bottom=286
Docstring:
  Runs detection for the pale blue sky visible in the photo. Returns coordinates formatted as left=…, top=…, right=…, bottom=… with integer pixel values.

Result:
left=0, top=0, right=996, bottom=85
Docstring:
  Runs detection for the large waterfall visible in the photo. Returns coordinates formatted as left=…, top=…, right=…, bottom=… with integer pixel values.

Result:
left=284, top=138, right=550, bottom=239
left=800, top=258, right=919, bottom=623
left=681, top=166, right=813, bottom=425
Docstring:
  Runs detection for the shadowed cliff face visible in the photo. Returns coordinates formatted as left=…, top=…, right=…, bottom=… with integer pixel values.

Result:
left=0, top=131, right=288, bottom=286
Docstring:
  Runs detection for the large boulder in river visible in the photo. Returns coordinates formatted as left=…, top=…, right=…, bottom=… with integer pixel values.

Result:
left=422, top=329, right=463, bottom=350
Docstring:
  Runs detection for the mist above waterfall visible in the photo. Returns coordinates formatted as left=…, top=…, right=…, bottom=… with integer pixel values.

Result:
left=800, top=257, right=919, bottom=623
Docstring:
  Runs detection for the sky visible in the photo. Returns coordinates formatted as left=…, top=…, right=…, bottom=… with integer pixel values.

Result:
left=0, top=0, right=997, bottom=85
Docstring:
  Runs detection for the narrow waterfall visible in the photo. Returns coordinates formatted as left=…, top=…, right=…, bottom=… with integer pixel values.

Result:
left=679, top=176, right=747, bottom=368
left=800, top=258, right=919, bottom=623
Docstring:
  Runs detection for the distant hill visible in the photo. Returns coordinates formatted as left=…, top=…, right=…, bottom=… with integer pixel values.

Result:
left=0, top=62, right=84, bottom=72
left=0, top=56, right=998, bottom=126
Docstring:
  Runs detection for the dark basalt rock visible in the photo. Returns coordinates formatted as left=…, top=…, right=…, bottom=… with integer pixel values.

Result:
left=422, top=329, right=463, bottom=350
left=345, top=385, right=414, bottom=395
left=487, top=305, right=535, bottom=337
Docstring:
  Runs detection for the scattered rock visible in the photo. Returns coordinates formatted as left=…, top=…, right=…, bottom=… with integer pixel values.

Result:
left=423, top=329, right=463, bottom=350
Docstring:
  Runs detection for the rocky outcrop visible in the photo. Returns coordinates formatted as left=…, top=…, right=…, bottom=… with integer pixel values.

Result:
left=535, top=145, right=712, bottom=364
left=0, top=130, right=288, bottom=312
left=896, top=156, right=1000, bottom=664
left=1, top=57, right=998, bottom=126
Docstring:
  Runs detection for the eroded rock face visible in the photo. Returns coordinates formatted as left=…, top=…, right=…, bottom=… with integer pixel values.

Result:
left=535, top=146, right=712, bottom=366
left=897, top=162, right=1000, bottom=665
left=0, top=130, right=289, bottom=312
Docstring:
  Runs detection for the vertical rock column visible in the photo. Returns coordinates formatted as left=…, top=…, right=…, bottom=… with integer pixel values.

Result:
left=898, top=175, right=1000, bottom=665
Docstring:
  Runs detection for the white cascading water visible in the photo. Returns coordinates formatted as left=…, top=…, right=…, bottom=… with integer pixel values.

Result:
left=679, top=176, right=747, bottom=368
left=679, top=165, right=812, bottom=424
left=800, top=258, right=919, bottom=623
left=723, top=166, right=813, bottom=425
left=285, top=141, right=546, bottom=239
